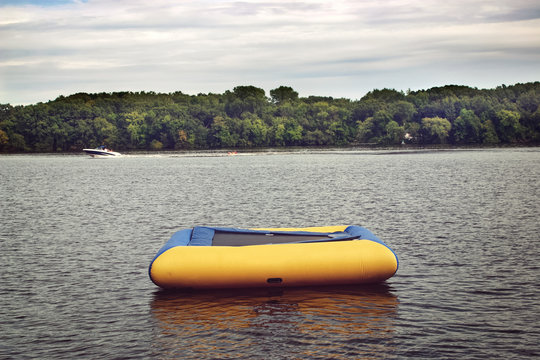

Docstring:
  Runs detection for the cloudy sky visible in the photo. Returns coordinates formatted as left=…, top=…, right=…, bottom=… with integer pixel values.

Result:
left=1, top=0, right=539, bottom=105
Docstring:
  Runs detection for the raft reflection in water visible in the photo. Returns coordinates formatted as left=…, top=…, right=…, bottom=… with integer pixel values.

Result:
left=150, top=284, right=398, bottom=359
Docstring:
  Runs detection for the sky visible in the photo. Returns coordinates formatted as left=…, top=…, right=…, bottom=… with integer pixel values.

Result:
left=0, top=0, right=539, bottom=105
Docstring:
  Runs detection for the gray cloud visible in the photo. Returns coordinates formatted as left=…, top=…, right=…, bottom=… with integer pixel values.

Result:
left=1, top=0, right=539, bottom=104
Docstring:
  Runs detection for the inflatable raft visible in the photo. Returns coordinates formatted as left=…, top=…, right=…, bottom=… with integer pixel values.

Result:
left=149, top=225, right=398, bottom=289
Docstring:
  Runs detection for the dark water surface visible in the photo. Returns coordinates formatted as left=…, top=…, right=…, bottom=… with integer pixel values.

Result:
left=1, top=148, right=539, bottom=359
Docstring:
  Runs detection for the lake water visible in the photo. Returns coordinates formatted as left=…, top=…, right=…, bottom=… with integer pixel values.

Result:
left=1, top=148, right=539, bottom=359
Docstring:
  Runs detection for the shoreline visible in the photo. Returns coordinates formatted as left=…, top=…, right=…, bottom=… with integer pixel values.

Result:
left=2, top=144, right=539, bottom=157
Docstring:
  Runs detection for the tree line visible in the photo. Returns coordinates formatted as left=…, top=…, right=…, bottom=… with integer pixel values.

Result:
left=1, top=82, right=539, bottom=152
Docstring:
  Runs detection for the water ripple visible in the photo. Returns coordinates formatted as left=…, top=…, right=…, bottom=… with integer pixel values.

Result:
left=1, top=149, right=539, bottom=359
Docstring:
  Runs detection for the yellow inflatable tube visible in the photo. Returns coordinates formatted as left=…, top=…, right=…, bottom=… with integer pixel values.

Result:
left=149, top=225, right=398, bottom=289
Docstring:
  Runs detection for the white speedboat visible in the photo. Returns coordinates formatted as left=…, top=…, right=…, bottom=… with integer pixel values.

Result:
left=82, top=146, right=121, bottom=158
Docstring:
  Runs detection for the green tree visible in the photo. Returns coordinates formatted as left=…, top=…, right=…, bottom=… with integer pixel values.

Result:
left=285, top=120, right=303, bottom=145
left=527, top=107, right=540, bottom=142
left=225, top=86, right=268, bottom=118
left=356, top=117, right=375, bottom=143
left=453, top=109, right=481, bottom=144
left=93, top=116, right=118, bottom=146
left=0, top=129, right=8, bottom=147
left=1, top=82, right=539, bottom=152
left=495, top=110, right=521, bottom=142
left=8, top=133, right=27, bottom=151
left=271, top=122, right=287, bottom=146
left=270, top=86, right=299, bottom=104
left=305, top=129, right=331, bottom=145
left=232, top=85, right=266, bottom=100
left=390, top=101, right=416, bottom=125
left=482, top=120, right=499, bottom=144
left=361, top=88, right=405, bottom=102
left=384, top=120, right=405, bottom=144
left=209, top=116, right=236, bottom=147
left=357, top=110, right=392, bottom=143
left=420, top=117, right=452, bottom=144
left=125, top=111, right=147, bottom=148
left=245, top=115, right=269, bottom=146
left=440, top=96, right=460, bottom=122
left=352, top=98, right=384, bottom=122
left=327, top=120, right=349, bottom=145
left=517, top=90, right=540, bottom=114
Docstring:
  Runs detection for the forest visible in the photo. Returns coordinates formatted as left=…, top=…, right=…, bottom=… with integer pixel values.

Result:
left=1, top=82, right=539, bottom=152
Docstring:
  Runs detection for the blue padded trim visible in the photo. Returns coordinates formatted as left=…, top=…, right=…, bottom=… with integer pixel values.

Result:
left=345, top=225, right=399, bottom=271
left=189, top=226, right=215, bottom=246
left=187, top=226, right=332, bottom=246
left=169, top=228, right=193, bottom=246
left=209, top=226, right=332, bottom=237
left=188, top=226, right=380, bottom=246
left=289, top=226, right=379, bottom=244
left=153, top=228, right=191, bottom=257
left=148, top=228, right=192, bottom=276
left=345, top=225, right=381, bottom=243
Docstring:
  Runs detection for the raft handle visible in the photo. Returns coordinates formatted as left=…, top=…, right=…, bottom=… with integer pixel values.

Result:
left=267, top=277, right=282, bottom=284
